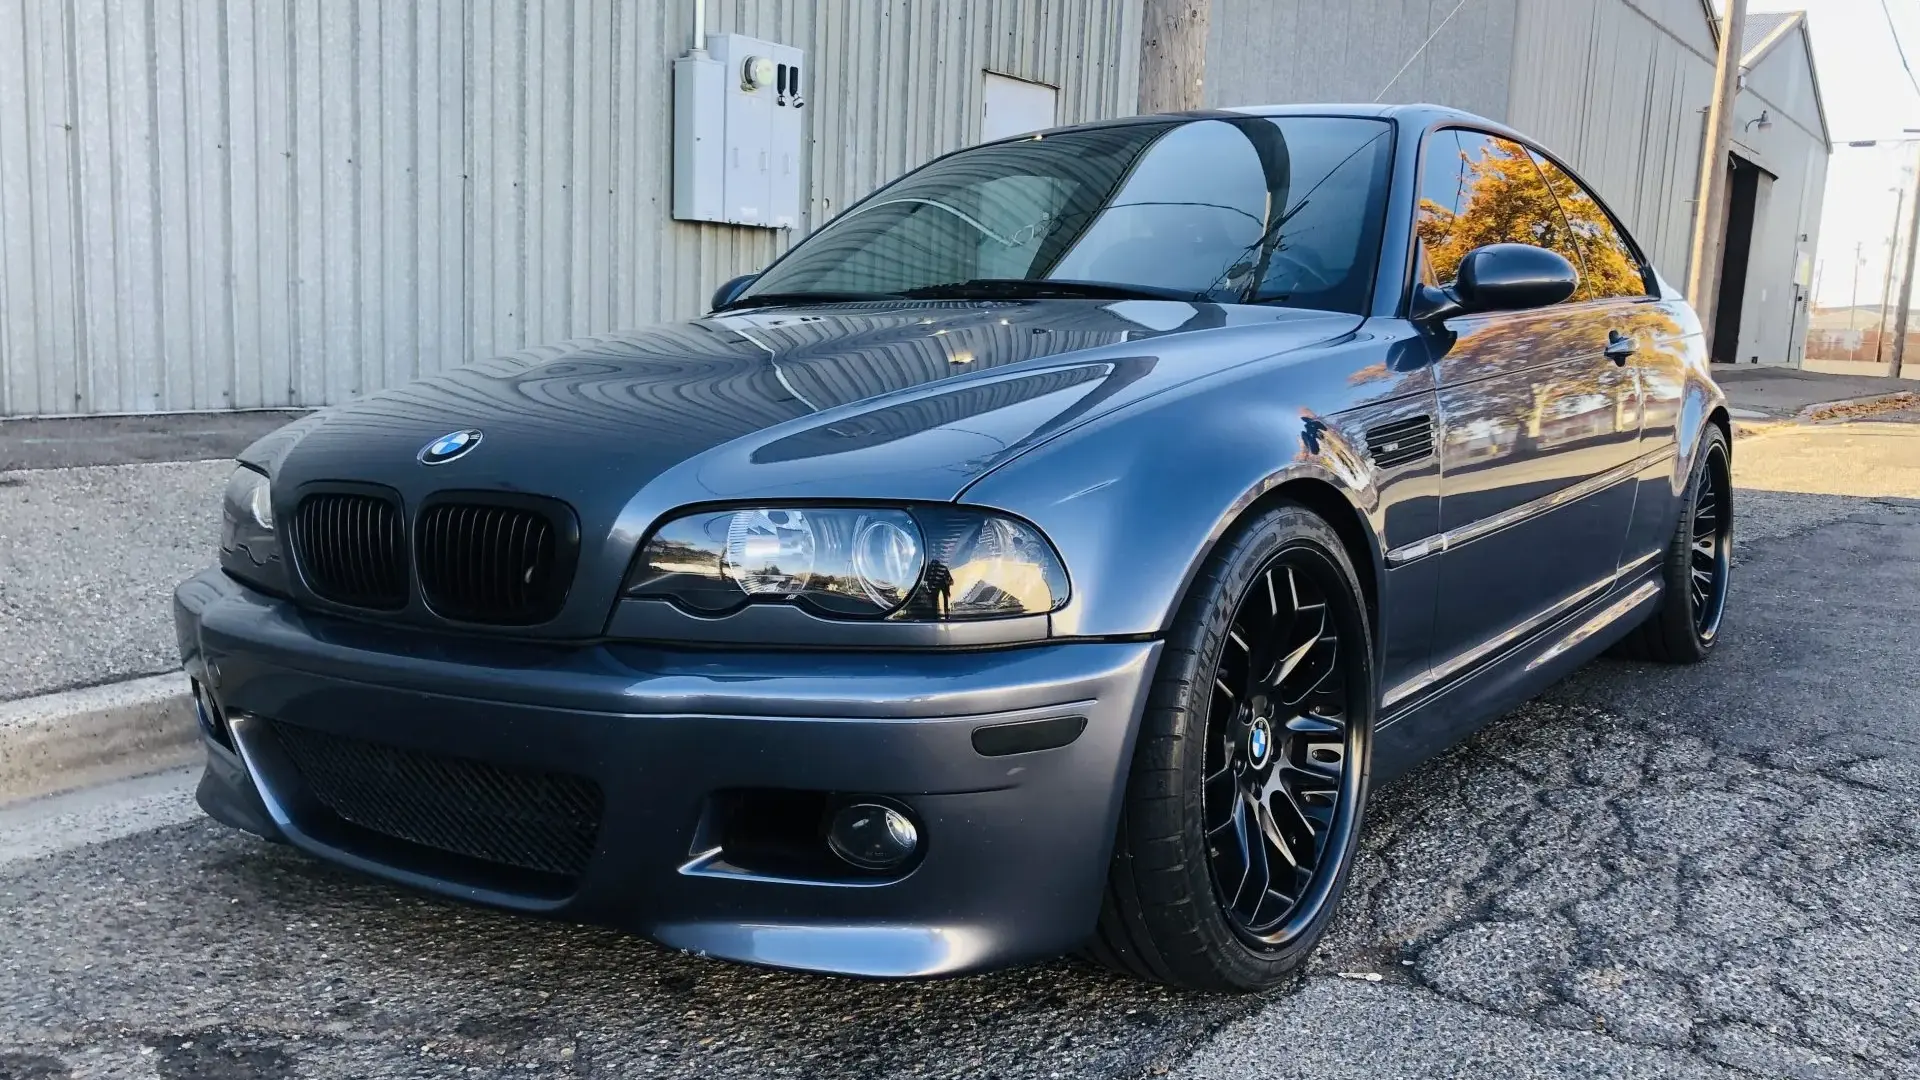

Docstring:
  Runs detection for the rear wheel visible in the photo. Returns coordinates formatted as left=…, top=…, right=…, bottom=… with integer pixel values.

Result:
left=1088, top=503, right=1374, bottom=991
left=1616, top=425, right=1731, bottom=663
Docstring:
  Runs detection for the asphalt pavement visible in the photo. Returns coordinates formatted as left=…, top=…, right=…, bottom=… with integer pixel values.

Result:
left=2, top=418, right=1917, bottom=1079
left=1713, top=367, right=1920, bottom=419
left=0, top=460, right=230, bottom=701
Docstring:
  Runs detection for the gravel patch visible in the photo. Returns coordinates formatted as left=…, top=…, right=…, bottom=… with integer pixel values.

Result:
left=0, top=461, right=228, bottom=700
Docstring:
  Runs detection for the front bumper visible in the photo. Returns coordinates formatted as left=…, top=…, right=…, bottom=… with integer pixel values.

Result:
left=174, top=569, right=1160, bottom=977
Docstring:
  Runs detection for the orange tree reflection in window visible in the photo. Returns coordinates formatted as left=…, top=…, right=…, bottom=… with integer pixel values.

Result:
left=1416, top=138, right=1580, bottom=287
left=1529, top=152, right=1646, bottom=300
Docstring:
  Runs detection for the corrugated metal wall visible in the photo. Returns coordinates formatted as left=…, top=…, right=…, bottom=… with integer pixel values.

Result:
left=0, top=0, right=1140, bottom=417
left=1508, top=0, right=1829, bottom=364
left=1202, top=0, right=1517, bottom=122
left=1726, top=22, right=1828, bottom=366
left=1506, top=0, right=1718, bottom=282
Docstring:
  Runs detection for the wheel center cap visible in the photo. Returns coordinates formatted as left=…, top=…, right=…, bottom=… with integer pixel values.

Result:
left=1246, top=717, right=1273, bottom=769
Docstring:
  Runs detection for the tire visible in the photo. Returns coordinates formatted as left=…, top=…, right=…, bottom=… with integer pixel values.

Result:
left=1615, top=424, right=1732, bottom=664
left=1087, top=502, right=1375, bottom=992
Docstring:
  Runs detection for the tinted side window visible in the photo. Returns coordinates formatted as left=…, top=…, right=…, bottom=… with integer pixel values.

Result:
left=1527, top=150, right=1651, bottom=301
left=1414, top=130, right=1584, bottom=298
left=1414, top=129, right=1469, bottom=285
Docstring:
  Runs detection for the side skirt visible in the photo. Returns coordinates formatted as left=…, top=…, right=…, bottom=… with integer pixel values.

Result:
left=1371, top=572, right=1664, bottom=782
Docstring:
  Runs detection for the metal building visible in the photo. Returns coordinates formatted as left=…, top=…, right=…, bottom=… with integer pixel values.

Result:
left=1207, top=0, right=1831, bottom=367
left=0, top=0, right=1828, bottom=418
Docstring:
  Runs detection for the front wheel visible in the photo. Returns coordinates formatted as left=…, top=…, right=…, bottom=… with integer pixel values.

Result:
left=1087, top=503, right=1374, bottom=991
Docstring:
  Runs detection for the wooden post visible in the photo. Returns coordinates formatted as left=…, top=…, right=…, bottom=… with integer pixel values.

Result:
left=1137, top=0, right=1211, bottom=114
left=1889, top=142, right=1920, bottom=377
left=1685, top=0, right=1746, bottom=348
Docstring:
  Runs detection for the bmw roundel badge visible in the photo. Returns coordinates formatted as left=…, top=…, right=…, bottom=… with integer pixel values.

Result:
left=419, top=428, right=483, bottom=465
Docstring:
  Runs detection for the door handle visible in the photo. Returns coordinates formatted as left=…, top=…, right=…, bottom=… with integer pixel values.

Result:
left=1605, top=330, right=1636, bottom=365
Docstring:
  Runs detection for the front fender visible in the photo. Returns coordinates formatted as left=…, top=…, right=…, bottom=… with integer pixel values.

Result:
left=960, top=349, right=1408, bottom=640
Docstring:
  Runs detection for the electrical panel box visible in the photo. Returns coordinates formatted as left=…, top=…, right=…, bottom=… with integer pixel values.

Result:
left=673, top=33, right=805, bottom=228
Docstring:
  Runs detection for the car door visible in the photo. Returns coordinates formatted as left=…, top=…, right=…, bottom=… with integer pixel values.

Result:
left=1415, top=129, right=1644, bottom=682
left=1526, top=148, right=1688, bottom=570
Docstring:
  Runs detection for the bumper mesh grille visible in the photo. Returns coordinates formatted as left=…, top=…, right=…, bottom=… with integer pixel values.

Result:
left=417, top=502, right=569, bottom=625
left=268, top=721, right=603, bottom=880
left=290, top=492, right=409, bottom=610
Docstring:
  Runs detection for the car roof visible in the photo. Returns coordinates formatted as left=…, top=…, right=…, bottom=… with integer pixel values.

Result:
left=1022, top=102, right=1504, bottom=138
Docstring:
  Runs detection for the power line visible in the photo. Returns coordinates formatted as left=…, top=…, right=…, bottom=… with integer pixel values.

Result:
left=1375, top=0, right=1473, bottom=102
left=1882, top=0, right=1920, bottom=102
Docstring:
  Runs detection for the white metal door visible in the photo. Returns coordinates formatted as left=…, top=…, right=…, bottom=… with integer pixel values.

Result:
left=982, top=73, right=1058, bottom=142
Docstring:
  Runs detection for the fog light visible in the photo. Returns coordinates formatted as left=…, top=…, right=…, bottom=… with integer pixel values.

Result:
left=191, top=680, right=233, bottom=750
left=826, top=803, right=920, bottom=870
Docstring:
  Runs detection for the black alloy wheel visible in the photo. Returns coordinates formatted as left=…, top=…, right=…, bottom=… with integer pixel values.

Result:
left=1202, top=549, right=1362, bottom=946
left=1688, top=440, right=1732, bottom=642
left=1614, top=423, right=1732, bottom=664
left=1089, top=503, right=1374, bottom=991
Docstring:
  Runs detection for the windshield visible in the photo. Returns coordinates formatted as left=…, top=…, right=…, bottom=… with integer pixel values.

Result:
left=739, top=115, right=1395, bottom=314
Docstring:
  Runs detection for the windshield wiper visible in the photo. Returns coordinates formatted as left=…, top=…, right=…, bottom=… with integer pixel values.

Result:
left=897, top=278, right=1205, bottom=302
left=717, top=290, right=906, bottom=311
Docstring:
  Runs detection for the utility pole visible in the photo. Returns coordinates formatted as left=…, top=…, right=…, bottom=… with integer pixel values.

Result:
left=1137, top=0, right=1210, bottom=113
left=1685, top=0, right=1747, bottom=346
left=1843, top=242, right=1858, bottom=359
left=1890, top=138, right=1920, bottom=378
left=1876, top=187, right=1905, bottom=368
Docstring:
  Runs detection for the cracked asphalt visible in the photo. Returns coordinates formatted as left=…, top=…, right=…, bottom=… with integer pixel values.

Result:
left=2, top=417, right=1916, bottom=1079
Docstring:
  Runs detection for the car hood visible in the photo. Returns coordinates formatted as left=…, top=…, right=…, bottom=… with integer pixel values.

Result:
left=254, top=299, right=1360, bottom=512
left=249, top=298, right=1361, bottom=637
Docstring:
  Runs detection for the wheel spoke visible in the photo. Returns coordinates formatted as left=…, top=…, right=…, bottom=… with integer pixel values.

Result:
left=1254, top=798, right=1300, bottom=869
left=1266, top=773, right=1324, bottom=867
left=1229, top=794, right=1269, bottom=914
left=1686, top=447, right=1730, bottom=637
left=1284, top=712, right=1342, bottom=736
left=1270, top=616, right=1325, bottom=689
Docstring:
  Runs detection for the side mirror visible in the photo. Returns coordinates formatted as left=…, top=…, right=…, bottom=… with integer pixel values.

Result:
left=1413, top=243, right=1579, bottom=323
left=711, top=273, right=759, bottom=312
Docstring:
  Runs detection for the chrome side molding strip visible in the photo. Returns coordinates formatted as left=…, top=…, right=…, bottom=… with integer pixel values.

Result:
left=1385, top=444, right=1678, bottom=567
left=1526, top=580, right=1661, bottom=672
left=1382, top=547, right=1664, bottom=709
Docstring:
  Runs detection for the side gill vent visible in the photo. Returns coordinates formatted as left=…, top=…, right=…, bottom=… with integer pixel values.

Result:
left=1365, top=415, right=1435, bottom=470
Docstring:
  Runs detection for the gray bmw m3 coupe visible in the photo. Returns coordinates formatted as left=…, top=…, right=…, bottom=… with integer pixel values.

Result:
left=176, top=103, right=1731, bottom=991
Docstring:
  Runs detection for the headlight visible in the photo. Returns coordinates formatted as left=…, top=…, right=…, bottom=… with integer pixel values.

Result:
left=625, top=505, right=1069, bottom=621
left=220, top=466, right=288, bottom=594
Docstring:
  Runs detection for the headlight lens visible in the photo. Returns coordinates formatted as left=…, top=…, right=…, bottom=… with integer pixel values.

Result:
left=220, top=466, right=287, bottom=593
left=625, top=505, right=1068, bottom=621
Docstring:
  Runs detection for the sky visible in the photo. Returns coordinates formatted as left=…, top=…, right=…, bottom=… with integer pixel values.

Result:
left=1762, top=0, right=1920, bottom=308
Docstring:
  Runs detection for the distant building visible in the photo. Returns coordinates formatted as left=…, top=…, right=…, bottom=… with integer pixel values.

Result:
left=1806, top=306, right=1918, bottom=365
left=0, top=1, right=1829, bottom=417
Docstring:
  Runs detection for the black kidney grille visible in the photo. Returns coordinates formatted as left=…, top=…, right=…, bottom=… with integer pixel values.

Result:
left=292, top=493, right=409, bottom=609
left=416, top=502, right=567, bottom=625
left=1365, top=415, right=1436, bottom=469
left=269, top=720, right=604, bottom=881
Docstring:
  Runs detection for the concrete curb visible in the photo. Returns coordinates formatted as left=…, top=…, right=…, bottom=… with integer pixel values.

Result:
left=0, top=674, right=197, bottom=805
left=1795, top=390, right=1920, bottom=423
